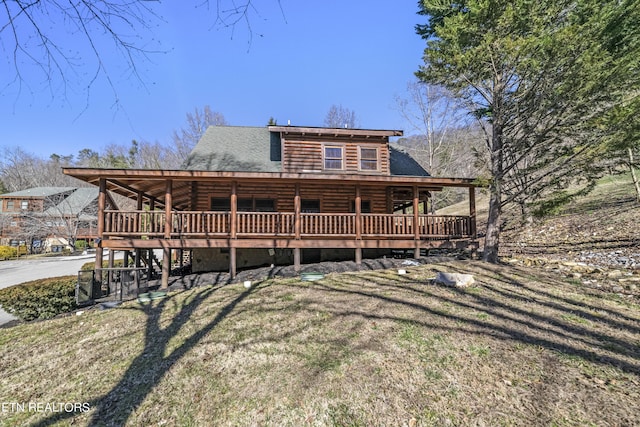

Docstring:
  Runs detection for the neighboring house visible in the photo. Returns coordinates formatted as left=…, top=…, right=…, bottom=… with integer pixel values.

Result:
left=63, top=125, right=479, bottom=287
left=0, top=187, right=117, bottom=252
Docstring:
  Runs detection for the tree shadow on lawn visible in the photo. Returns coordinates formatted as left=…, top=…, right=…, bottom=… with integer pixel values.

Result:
left=309, top=266, right=640, bottom=375
left=28, top=260, right=640, bottom=425
left=31, top=283, right=257, bottom=427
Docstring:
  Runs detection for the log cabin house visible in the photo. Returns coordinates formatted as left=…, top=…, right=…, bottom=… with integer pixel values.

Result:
left=0, top=187, right=112, bottom=252
left=63, top=125, right=478, bottom=289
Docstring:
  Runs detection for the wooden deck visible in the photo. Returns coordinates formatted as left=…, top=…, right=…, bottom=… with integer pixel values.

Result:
left=103, top=210, right=474, bottom=241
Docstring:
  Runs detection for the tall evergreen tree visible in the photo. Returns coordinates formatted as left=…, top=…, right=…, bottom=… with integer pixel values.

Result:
left=416, top=0, right=640, bottom=262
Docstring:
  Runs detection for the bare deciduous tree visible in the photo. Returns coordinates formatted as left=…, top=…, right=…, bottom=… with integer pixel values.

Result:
left=17, top=189, right=101, bottom=252
left=1, top=1, right=282, bottom=101
left=395, top=81, right=485, bottom=210
left=324, top=105, right=359, bottom=129
left=172, top=105, right=228, bottom=163
left=0, top=147, right=78, bottom=191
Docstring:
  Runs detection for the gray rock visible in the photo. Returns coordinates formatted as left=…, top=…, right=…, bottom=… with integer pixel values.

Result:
left=435, top=272, right=476, bottom=288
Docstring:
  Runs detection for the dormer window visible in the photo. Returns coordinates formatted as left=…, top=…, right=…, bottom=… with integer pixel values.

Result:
left=323, top=146, right=344, bottom=170
left=359, top=147, right=379, bottom=171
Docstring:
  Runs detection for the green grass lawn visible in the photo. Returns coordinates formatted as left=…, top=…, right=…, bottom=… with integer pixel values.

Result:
left=1, top=261, right=639, bottom=426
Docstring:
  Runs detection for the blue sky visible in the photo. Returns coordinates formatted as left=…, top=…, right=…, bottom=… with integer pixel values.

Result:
left=1, top=1, right=427, bottom=159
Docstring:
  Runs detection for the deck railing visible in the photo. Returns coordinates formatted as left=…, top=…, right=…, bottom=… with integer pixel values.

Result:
left=362, top=214, right=413, bottom=236
left=237, top=212, right=294, bottom=236
left=301, top=213, right=356, bottom=236
left=104, top=210, right=165, bottom=236
left=103, top=210, right=473, bottom=240
left=174, top=211, right=229, bottom=236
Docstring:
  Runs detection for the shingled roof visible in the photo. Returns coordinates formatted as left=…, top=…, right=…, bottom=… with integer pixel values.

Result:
left=182, top=126, right=282, bottom=172
left=0, top=187, right=75, bottom=198
left=389, top=144, right=430, bottom=177
left=42, top=188, right=99, bottom=218
left=182, top=126, right=429, bottom=177
left=0, top=187, right=99, bottom=218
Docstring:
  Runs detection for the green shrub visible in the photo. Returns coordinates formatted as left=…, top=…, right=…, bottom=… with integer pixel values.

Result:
left=80, top=259, right=125, bottom=271
left=81, top=261, right=94, bottom=271
left=0, top=276, right=78, bottom=321
left=0, top=246, right=17, bottom=260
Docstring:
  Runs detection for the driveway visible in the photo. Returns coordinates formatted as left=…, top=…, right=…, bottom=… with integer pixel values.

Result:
left=0, top=254, right=98, bottom=326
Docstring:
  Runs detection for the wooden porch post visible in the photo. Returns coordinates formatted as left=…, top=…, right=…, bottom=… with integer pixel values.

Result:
left=294, top=182, right=301, bottom=272
left=230, top=181, right=237, bottom=239
left=294, top=182, right=301, bottom=240
left=413, top=185, right=420, bottom=259
left=230, top=181, right=237, bottom=278
left=164, top=180, right=173, bottom=239
left=355, top=184, right=362, bottom=239
left=95, top=178, right=106, bottom=283
left=136, top=191, right=144, bottom=210
left=469, top=186, right=477, bottom=238
left=355, top=183, right=362, bottom=265
left=161, top=180, right=172, bottom=289
left=135, top=191, right=143, bottom=269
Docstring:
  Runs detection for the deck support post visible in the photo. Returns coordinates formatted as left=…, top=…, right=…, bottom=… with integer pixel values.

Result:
left=293, top=248, right=301, bottom=272
left=469, top=186, right=477, bottom=239
left=161, top=246, right=171, bottom=289
left=135, top=191, right=143, bottom=270
left=229, top=181, right=238, bottom=280
left=230, top=247, right=237, bottom=278
left=413, top=185, right=420, bottom=259
left=95, top=177, right=106, bottom=283
left=108, top=249, right=115, bottom=291
left=148, top=250, right=154, bottom=281
left=135, top=249, right=141, bottom=269
left=161, top=179, right=173, bottom=289
left=355, top=247, right=362, bottom=265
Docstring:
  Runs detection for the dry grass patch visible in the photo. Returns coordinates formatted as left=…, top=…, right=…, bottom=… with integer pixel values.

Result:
left=0, top=260, right=639, bottom=426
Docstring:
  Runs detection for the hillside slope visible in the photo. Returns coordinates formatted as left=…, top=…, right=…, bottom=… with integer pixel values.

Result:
left=0, top=260, right=639, bottom=426
left=439, top=174, right=639, bottom=269
left=501, top=174, right=639, bottom=269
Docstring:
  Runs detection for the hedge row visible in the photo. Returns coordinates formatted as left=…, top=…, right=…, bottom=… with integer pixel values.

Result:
left=0, top=276, right=78, bottom=321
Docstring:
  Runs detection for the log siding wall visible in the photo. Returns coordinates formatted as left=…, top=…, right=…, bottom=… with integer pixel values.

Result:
left=282, top=135, right=390, bottom=175
left=193, top=182, right=389, bottom=214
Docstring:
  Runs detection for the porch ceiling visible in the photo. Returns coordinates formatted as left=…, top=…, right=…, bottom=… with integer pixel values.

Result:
left=63, top=168, right=477, bottom=210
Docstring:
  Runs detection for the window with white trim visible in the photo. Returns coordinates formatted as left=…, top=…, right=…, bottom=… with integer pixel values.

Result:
left=324, top=146, right=343, bottom=170
left=359, top=147, right=379, bottom=171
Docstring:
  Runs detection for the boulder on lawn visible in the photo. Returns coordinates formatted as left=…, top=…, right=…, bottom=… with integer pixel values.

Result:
left=435, top=272, right=475, bottom=288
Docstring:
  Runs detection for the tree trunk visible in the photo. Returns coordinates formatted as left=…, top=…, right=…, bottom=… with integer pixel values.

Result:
left=483, top=79, right=504, bottom=263
left=483, top=183, right=502, bottom=263
left=629, top=148, right=640, bottom=203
